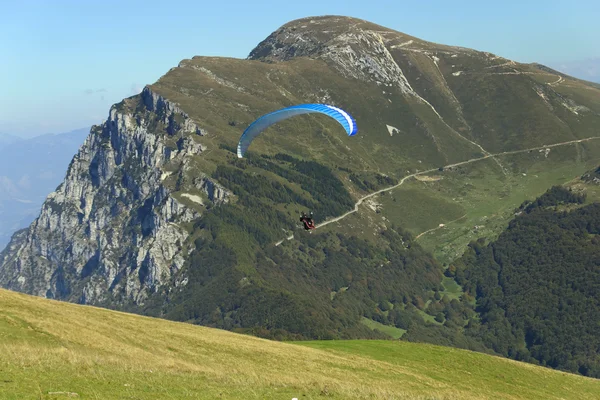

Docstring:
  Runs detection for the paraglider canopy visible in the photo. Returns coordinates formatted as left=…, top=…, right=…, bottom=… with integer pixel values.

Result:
left=236, top=103, right=357, bottom=158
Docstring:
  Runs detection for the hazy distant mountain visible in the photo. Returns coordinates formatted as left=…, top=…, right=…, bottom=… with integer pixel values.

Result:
left=0, top=133, right=23, bottom=150
left=551, top=58, right=600, bottom=84
left=0, top=128, right=89, bottom=250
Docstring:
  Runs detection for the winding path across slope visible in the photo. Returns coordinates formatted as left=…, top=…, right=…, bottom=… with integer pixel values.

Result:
left=414, top=214, right=468, bottom=240
left=274, top=136, right=600, bottom=245
left=548, top=75, right=564, bottom=86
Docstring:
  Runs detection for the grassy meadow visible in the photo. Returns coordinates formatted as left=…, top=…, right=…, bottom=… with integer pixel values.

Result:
left=2, top=288, right=600, bottom=399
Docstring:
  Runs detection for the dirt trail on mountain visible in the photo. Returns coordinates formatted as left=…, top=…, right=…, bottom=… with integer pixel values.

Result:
left=274, top=136, right=600, bottom=245
left=414, top=214, right=468, bottom=240
left=548, top=75, right=564, bottom=86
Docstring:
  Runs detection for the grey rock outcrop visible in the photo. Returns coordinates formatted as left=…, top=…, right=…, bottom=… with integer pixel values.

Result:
left=0, top=87, right=228, bottom=305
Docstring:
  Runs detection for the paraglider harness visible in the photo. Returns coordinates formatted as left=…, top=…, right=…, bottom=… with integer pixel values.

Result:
left=300, top=211, right=316, bottom=230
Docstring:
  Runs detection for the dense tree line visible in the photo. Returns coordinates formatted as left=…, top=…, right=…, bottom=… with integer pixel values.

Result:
left=348, top=171, right=398, bottom=192
left=137, top=154, right=454, bottom=340
left=450, top=186, right=600, bottom=377
left=518, top=185, right=586, bottom=213
left=157, top=223, right=450, bottom=340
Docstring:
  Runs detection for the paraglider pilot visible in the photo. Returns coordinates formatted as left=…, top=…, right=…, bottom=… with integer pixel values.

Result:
left=300, top=211, right=316, bottom=230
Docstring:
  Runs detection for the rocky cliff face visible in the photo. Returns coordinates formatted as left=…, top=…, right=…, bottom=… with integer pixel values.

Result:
left=582, top=166, right=600, bottom=185
left=0, top=87, right=228, bottom=305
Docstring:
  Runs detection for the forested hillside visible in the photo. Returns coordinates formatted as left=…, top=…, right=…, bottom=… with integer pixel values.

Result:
left=131, top=152, right=447, bottom=340
left=450, top=186, right=600, bottom=377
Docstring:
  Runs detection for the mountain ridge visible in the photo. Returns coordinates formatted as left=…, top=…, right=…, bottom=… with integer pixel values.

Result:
left=1, top=15, right=599, bottom=345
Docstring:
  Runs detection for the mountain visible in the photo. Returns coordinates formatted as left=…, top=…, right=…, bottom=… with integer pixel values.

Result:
left=551, top=58, right=600, bottom=85
left=0, top=133, right=22, bottom=150
left=0, top=128, right=89, bottom=250
left=1, top=16, right=600, bottom=342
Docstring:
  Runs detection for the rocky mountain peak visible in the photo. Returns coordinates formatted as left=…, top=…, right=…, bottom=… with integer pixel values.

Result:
left=248, top=16, right=398, bottom=62
left=248, top=16, right=426, bottom=93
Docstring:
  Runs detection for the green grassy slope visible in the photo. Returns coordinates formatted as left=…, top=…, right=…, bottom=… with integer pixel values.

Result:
left=2, top=288, right=599, bottom=400
left=306, top=142, right=600, bottom=265
left=299, top=340, right=600, bottom=400
left=410, top=143, right=600, bottom=262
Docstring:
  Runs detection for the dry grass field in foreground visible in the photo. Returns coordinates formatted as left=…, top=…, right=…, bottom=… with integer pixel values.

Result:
left=1, top=288, right=599, bottom=399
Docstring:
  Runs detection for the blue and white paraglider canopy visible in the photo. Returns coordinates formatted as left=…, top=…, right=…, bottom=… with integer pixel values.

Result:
left=236, top=103, right=358, bottom=158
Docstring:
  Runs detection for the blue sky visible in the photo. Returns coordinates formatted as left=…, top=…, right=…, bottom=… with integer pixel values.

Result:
left=1, top=0, right=598, bottom=137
